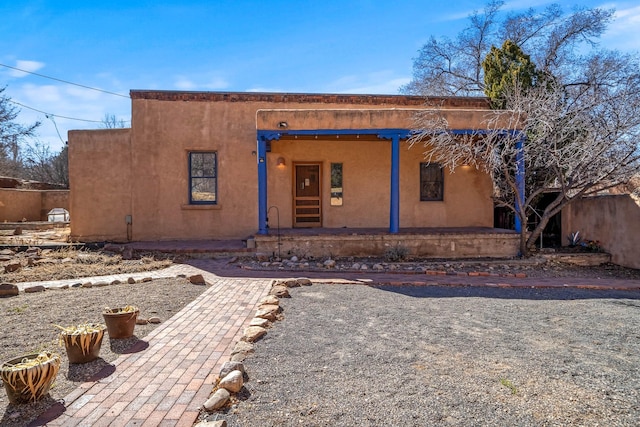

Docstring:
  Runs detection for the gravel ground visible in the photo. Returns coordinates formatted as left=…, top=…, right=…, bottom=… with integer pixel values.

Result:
left=0, top=278, right=207, bottom=427
left=219, top=283, right=640, bottom=426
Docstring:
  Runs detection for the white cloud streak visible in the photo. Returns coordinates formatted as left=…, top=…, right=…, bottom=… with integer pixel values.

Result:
left=324, top=71, right=410, bottom=95
left=8, top=60, right=45, bottom=78
left=7, top=81, right=130, bottom=153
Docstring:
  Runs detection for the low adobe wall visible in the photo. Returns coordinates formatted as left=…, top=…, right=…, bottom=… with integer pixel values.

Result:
left=255, top=229, right=520, bottom=259
left=0, top=189, right=69, bottom=222
left=562, top=195, right=640, bottom=269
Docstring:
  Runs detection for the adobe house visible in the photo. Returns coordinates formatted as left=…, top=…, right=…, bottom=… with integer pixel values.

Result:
left=68, top=91, right=520, bottom=258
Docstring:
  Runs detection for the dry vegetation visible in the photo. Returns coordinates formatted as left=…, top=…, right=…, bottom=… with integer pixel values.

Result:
left=3, top=247, right=173, bottom=284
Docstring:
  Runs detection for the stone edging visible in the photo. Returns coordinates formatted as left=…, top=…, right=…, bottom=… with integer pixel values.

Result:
left=196, top=277, right=311, bottom=426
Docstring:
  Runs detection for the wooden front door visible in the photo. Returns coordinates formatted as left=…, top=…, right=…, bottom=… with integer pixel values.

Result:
left=293, top=163, right=322, bottom=227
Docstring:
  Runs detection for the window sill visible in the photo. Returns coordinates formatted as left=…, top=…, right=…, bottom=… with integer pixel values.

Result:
left=181, top=204, right=222, bottom=210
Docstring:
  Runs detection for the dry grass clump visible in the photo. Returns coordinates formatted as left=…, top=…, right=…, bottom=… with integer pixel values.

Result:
left=55, top=323, right=106, bottom=355
left=3, top=248, right=173, bottom=283
left=75, top=250, right=122, bottom=265
left=103, top=305, right=138, bottom=314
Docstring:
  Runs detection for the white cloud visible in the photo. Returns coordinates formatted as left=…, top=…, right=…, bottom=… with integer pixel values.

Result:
left=174, top=75, right=229, bottom=91
left=21, top=84, right=62, bottom=103
left=174, top=78, right=196, bottom=90
left=324, top=71, right=411, bottom=95
left=65, top=86, right=104, bottom=101
left=246, top=87, right=285, bottom=93
left=603, top=4, right=640, bottom=50
left=9, top=60, right=45, bottom=78
left=440, top=0, right=552, bottom=22
left=203, top=77, right=229, bottom=90
left=7, top=81, right=131, bottom=153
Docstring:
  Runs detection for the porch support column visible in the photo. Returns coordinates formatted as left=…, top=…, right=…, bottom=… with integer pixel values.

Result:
left=514, top=135, right=525, bottom=233
left=389, top=134, right=400, bottom=233
left=257, top=135, right=268, bottom=235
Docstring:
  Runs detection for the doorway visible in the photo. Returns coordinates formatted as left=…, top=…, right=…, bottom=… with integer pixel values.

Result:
left=293, top=163, right=322, bottom=227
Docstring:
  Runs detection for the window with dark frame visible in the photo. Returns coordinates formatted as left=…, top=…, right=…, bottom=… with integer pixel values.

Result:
left=420, top=163, right=443, bottom=201
left=189, top=152, right=217, bottom=204
left=330, top=162, right=343, bottom=206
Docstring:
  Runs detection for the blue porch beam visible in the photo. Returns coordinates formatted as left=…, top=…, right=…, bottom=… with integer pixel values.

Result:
left=256, top=131, right=281, bottom=235
left=257, top=136, right=268, bottom=234
left=375, top=131, right=406, bottom=233
left=389, top=134, right=400, bottom=233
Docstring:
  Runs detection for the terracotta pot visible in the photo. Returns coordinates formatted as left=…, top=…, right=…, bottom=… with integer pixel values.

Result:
left=0, top=352, right=61, bottom=404
left=103, top=308, right=139, bottom=339
left=61, top=327, right=106, bottom=364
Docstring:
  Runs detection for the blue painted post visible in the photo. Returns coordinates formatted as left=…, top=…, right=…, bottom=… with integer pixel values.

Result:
left=514, top=136, right=525, bottom=233
left=390, top=134, right=400, bottom=233
left=257, top=136, right=268, bottom=234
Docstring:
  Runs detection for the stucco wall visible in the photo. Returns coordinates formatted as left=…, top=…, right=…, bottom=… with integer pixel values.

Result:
left=69, top=129, right=131, bottom=242
left=0, top=189, right=41, bottom=221
left=69, top=92, right=500, bottom=242
left=268, top=139, right=493, bottom=228
left=562, top=195, right=640, bottom=269
left=0, top=189, right=69, bottom=222
left=41, top=191, right=70, bottom=219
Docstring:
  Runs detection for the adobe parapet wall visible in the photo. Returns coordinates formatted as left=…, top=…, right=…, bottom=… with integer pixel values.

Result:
left=129, top=90, right=491, bottom=110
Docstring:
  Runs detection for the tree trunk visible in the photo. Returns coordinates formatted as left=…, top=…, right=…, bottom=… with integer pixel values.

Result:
left=519, top=227, right=528, bottom=257
left=526, top=214, right=551, bottom=252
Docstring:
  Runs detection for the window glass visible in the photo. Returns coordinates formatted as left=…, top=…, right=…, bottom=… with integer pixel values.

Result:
left=420, top=163, right=443, bottom=201
left=330, top=163, right=343, bottom=206
left=189, top=152, right=217, bottom=204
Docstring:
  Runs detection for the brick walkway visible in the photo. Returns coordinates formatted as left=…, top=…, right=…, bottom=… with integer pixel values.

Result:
left=21, top=259, right=640, bottom=426
left=30, top=265, right=272, bottom=427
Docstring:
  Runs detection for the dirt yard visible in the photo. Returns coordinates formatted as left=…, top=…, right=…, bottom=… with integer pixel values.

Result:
left=2, top=225, right=640, bottom=426
left=219, top=283, right=640, bottom=426
left=0, top=277, right=207, bottom=427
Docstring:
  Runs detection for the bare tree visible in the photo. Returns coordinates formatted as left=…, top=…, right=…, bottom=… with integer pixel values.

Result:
left=401, top=1, right=614, bottom=96
left=409, top=52, right=640, bottom=256
left=101, top=113, right=127, bottom=129
left=405, top=2, right=640, bottom=256
left=0, top=87, right=40, bottom=177
left=22, top=142, right=69, bottom=187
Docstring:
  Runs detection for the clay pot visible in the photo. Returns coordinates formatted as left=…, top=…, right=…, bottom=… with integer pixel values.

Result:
left=0, top=352, right=61, bottom=404
left=60, top=325, right=106, bottom=364
left=103, top=307, right=139, bottom=339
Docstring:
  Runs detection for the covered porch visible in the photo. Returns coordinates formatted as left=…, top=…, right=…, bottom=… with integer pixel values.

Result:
left=256, top=108, right=513, bottom=234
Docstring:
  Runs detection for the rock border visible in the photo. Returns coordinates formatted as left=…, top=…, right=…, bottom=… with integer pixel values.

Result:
left=1, top=274, right=211, bottom=328
left=241, top=256, right=532, bottom=278
left=197, top=277, right=312, bottom=425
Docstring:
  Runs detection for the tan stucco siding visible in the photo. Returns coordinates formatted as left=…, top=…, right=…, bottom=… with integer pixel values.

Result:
left=562, top=195, right=640, bottom=269
left=128, top=99, right=261, bottom=240
left=0, top=189, right=69, bottom=222
left=69, top=129, right=132, bottom=242
left=400, top=144, right=493, bottom=227
left=0, top=189, right=41, bottom=221
left=269, top=138, right=492, bottom=229
left=69, top=93, right=499, bottom=242
left=257, top=108, right=499, bottom=131
left=126, top=98, right=496, bottom=240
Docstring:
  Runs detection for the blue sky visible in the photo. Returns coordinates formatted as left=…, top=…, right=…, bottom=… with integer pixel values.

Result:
left=1, top=0, right=639, bottom=153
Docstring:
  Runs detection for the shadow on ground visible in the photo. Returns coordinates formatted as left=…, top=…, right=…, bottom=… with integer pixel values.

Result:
left=374, top=284, right=640, bottom=300
left=67, top=358, right=116, bottom=382
left=109, top=336, right=149, bottom=354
